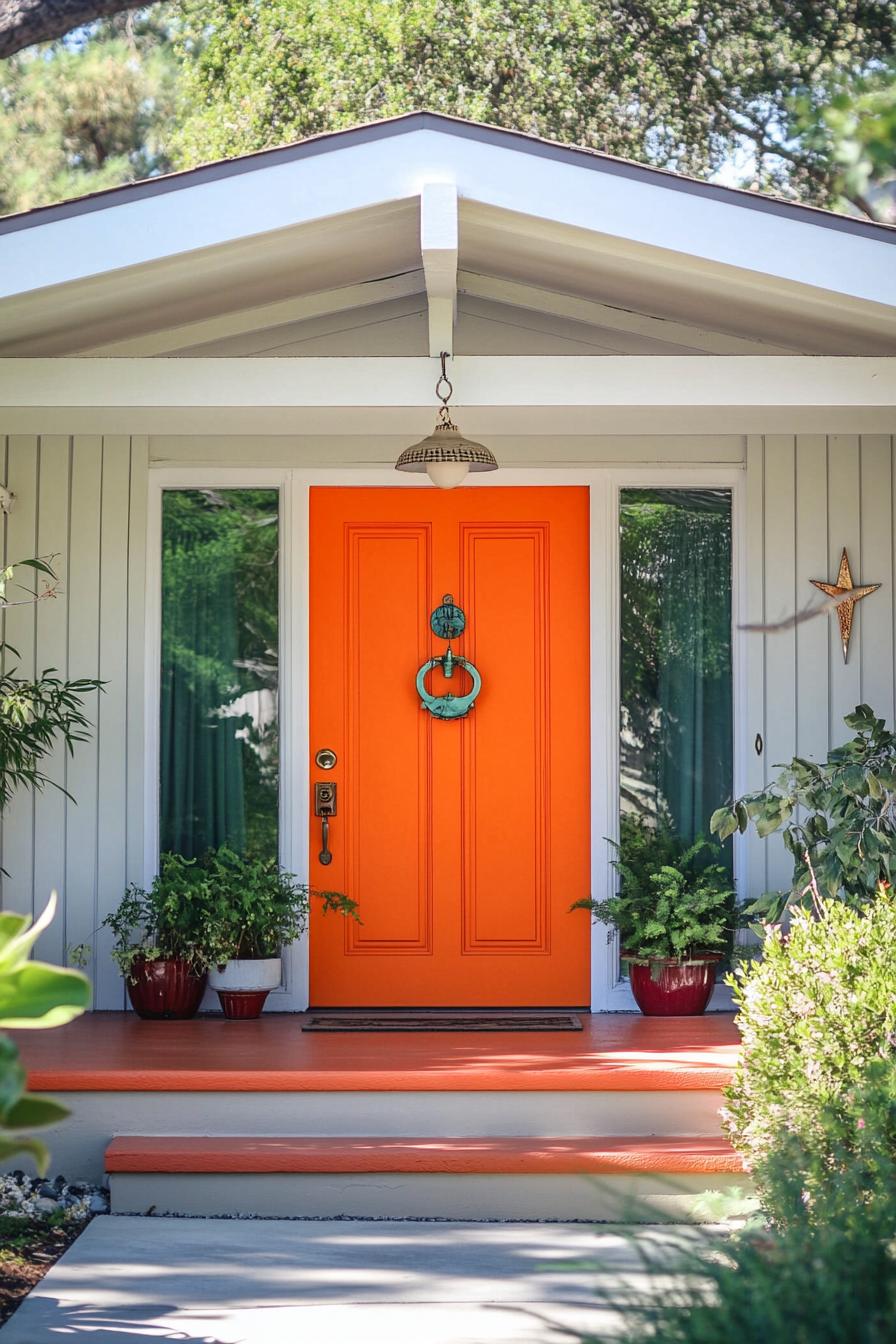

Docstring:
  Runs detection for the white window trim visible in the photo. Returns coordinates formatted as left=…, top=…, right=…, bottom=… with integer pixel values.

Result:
left=589, top=466, right=745, bottom=1012
left=145, top=463, right=745, bottom=1013
left=145, top=467, right=306, bottom=1008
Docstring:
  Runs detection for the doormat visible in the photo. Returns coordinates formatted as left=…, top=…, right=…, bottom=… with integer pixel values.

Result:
left=302, top=1013, right=583, bottom=1032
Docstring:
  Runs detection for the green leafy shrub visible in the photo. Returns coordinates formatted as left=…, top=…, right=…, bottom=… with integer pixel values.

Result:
left=723, top=888, right=896, bottom=1226
left=188, top=847, right=358, bottom=966
left=103, top=848, right=359, bottom=975
left=0, top=896, right=90, bottom=1175
left=712, top=704, right=896, bottom=917
left=573, top=815, right=735, bottom=960
left=756, top=1059, right=896, bottom=1234
left=580, top=1065, right=896, bottom=1344
left=102, top=852, right=215, bottom=979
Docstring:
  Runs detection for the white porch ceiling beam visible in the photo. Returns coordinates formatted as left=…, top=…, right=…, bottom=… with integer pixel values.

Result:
left=79, top=272, right=425, bottom=356
left=457, top=271, right=799, bottom=355
left=420, top=182, right=458, bottom=356
left=1, top=356, right=892, bottom=436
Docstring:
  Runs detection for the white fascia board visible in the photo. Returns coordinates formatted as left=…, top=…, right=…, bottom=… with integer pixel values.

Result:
left=1, top=127, right=893, bottom=315
left=440, top=133, right=895, bottom=310
left=0, top=356, right=892, bottom=436
left=420, top=181, right=458, bottom=356
left=0, top=131, right=440, bottom=299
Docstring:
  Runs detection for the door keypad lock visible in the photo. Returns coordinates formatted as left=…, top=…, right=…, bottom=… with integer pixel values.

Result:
left=314, top=782, right=337, bottom=866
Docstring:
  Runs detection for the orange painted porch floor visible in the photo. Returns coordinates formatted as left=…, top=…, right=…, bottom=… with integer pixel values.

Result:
left=18, top=1011, right=740, bottom=1093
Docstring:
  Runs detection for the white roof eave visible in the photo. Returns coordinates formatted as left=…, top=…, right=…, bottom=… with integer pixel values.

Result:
left=0, top=118, right=893, bottom=350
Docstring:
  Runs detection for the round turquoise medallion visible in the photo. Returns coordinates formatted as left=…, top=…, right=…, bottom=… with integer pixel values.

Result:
left=430, top=594, right=466, bottom=641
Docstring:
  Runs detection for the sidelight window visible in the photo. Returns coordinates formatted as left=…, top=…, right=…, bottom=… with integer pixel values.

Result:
left=619, top=488, right=733, bottom=849
left=159, top=488, right=280, bottom=861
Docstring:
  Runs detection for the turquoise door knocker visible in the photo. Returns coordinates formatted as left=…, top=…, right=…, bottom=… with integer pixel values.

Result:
left=416, top=594, right=482, bottom=720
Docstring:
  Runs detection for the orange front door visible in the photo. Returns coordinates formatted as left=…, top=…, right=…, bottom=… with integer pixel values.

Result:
left=309, top=487, right=590, bottom=1007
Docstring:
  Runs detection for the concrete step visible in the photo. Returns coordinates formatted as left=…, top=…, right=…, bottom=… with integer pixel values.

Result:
left=44, top=1087, right=729, bottom=1184
left=107, top=1135, right=749, bottom=1222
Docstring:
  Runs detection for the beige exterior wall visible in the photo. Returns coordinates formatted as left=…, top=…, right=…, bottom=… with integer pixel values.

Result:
left=1, top=431, right=892, bottom=1007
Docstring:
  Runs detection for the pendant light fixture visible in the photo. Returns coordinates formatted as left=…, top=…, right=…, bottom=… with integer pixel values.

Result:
left=395, top=352, right=498, bottom=489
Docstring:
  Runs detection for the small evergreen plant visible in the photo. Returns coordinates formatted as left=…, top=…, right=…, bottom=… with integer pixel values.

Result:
left=573, top=815, right=735, bottom=961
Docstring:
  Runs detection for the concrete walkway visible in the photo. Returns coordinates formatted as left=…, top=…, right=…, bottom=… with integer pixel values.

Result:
left=0, top=1215, right=710, bottom=1342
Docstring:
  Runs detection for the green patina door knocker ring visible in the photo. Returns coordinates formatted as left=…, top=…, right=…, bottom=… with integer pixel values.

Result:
left=416, top=594, right=482, bottom=720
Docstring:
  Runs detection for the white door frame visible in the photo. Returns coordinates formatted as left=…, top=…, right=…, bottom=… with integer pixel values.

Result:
left=145, top=463, right=746, bottom=1012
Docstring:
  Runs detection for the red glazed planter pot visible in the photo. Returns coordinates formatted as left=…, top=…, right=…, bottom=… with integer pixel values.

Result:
left=208, top=957, right=281, bottom=1020
left=628, top=957, right=718, bottom=1016
left=126, top=956, right=207, bottom=1020
left=216, top=990, right=272, bottom=1020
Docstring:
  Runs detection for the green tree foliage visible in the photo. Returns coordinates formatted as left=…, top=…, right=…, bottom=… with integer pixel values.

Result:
left=793, top=57, right=896, bottom=222
left=174, top=1, right=895, bottom=216
left=0, top=8, right=179, bottom=214
left=1, top=4, right=893, bottom=218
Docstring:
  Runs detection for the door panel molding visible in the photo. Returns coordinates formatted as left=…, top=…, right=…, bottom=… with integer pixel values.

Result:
left=344, top=522, right=434, bottom=955
left=460, top=522, right=550, bottom=955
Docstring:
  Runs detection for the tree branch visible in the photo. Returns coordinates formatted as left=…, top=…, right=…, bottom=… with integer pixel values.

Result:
left=0, top=0, right=152, bottom=60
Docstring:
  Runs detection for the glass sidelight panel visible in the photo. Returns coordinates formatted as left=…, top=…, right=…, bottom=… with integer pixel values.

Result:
left=619, top=488, right=733, bottom=847
left=160, top=488, right=279, bottom=860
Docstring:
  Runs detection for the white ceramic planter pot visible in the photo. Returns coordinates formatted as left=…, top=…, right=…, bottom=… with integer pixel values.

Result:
left=208, top=958, right=282, bottom=992
left=209, top=957, right=281, bottom=1019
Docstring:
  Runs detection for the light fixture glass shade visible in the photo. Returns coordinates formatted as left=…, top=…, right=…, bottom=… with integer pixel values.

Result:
left=427, top=459, right=470, bottom=490
left=395, top=424, right=498, bottom=489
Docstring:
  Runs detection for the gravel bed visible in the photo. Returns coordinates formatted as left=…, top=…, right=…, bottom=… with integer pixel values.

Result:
left=0, top=1172, right=109, bottom=1326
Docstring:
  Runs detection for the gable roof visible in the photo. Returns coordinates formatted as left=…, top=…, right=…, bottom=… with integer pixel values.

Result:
left=1, top=111, right=894, bottom=358
left=1, top=111, right=892, bottom=243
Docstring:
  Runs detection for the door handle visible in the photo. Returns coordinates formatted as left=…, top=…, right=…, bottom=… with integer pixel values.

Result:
left=314, top=782, right=337, bottom=866
left=319, top=815, right=332, bottom=866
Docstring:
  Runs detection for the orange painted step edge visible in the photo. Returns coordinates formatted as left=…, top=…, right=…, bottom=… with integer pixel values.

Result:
left=105, top=1135, right=744, bottom=1176
left=29, top=1063, right=736, bottom=1093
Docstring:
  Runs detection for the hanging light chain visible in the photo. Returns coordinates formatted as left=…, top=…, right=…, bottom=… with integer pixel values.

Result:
left=435, top=351, right=456, bottom=429
left=393, top=348, right=498, bottom=479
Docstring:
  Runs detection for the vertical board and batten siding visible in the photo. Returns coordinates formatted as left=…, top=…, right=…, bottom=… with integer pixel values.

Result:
left=1, top=432, right=894, bottom=1002
left=744, top=434, right=896, bottom=899
left=0, top=436, right=148, bottom=1009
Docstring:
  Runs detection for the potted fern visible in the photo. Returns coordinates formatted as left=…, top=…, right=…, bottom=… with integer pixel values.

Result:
left=573, top=816, right=735, bottom=1015
left=197, top=848, right=358, bottom=1018
left=103, top=854, right=212, bottom=1019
